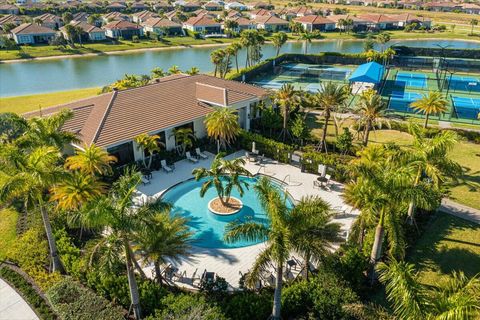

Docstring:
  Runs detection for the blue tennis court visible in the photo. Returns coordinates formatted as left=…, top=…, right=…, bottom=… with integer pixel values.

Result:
left=452, top=96, right=480, bottom=119
left=395, top=72, right=427, bottom=88
left=446, top=75, right=480, bottom=92
left=388, top=91, right=423, bottom=113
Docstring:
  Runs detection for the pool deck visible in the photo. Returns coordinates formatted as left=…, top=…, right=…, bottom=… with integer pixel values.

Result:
left=137, top=151, right=359, bottom=290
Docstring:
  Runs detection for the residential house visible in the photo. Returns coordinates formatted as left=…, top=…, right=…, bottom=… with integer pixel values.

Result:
left=106, top=2, right=127, bottom=12
left=327, top=14, right=370, bottom=31
left=103, top=20, right=144, bottom=39
left=35, top=13, right=63, bottom=29
left=224, top=9, right=242, bottom=19
left=23, top=74, right=267, bottom=166
left=176, top=1, right=202, bottom=12
left=357, top=13, right=399, bottom=30
left=0, top=4, right=19, bottom=14
left=165, top=10, right=184, bottom=23
left=153, top=2, right=174, bottom=12
left=254, top=15, right=288, bottom=32
left=277, top=6, right=317, bottom=20
left=193, top=9, right=217, bottom=19
left=293, top=15, right=336, bottom=32
left=224, top=1, right=247, bottom=11
left=142, top=17, right=184, bottom=35
left=132, top=10, right=159, bottom=23
left=183, top=15, right=222, bottom=34
left=130, top=1, right=149, bottom=11
left=225, top=16, right=256, bottom=31
left=423, top=2, right=460, bottom=12
left=72, top=12, right=90, bottom=22
left=399, top=1, right=423, bottom=10
left=60, top=21, right=106, bottom=42
left=10, top=22, right=56, bottom=44
left=0, top=14, right=23, bottom=30
left=102, top=12, right=131, bottom=23
left=462, top=3, right=480, bottom=14
left=387, top=13, right=432, bottom=28
left=248, top=2, right=274, bottom=10
left=203, top=1, right=223, bottom=11
left=248, top=8, right=273, bottom=19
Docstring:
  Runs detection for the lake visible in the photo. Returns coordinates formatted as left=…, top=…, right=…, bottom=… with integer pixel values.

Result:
left=1, top=39, right=479, bottom=97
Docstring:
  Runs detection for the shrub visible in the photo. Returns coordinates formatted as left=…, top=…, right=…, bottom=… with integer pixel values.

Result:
left=0, top=267, right=57, bottom=320
left=282, top=269, right=359, bottom=319
left=238, top=130, right=294, bottom=163
left=301, top=148, right=354, bottom=182
left=184, top=28, right=200, bottom=39
left=221, top=291, right=272, bottom=320
left=132, top=35, right=139, bottom=43
left=47, top=278, right=125, bottom=320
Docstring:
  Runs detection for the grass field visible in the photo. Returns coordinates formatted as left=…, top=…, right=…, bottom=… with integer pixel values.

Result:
left=0, top=87, right=100, bottom=114
left=408, top=212, right=480, bottom=286
left=0, top=209, right=18, bottom=260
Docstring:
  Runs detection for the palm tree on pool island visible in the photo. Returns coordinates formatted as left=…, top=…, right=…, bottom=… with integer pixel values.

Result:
left=204, top=107, right=241, bottom=153
left=192, top=153, right=251, bottom=206
left=224, top=177, right=342, bottom=319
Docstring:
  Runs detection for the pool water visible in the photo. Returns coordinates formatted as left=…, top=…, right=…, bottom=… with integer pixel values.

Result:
left=161, top=176, right=293, bottom=249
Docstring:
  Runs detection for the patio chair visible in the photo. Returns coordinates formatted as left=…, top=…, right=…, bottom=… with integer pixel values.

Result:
left=195, top=148, right=208, bottom=160
left=161, top=160, right=173, bottom=173
left=141, top=176, right=151, bottom=185
left=324, top=174, right=332, bottom=189
left=334, top=204, right=353, bottom=218
left=186, top=151, right=199, bottom=163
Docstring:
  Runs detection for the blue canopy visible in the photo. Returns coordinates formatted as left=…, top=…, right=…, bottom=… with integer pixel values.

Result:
left=348, top=62, right=385, bottom=84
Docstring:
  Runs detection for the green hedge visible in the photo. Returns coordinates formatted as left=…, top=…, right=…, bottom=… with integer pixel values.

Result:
left=388, top=121, right=480, bottom=144
left=238, top=130, right=294, bottom=163
left=301, top=150, right=354, bottom=183
left=46, top=278, right=125, bottom=320
left=0, top=267, right=57, bottom=320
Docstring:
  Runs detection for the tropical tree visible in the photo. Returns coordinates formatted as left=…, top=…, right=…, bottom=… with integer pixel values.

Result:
left=62, top=12, right=73, bottom=24
left=192, top=154, right=250, bottom=205
left=300, top=31, right=315, bottom=54
left=224, top=19, right=239, bottom=33
left=354, top=89, right=389, bottom=146
left=224, top=178, right=341, bottom=319
left=151, top=67, right=165, bottom=78
left=377, top=259, right=480, bottom=319
left=289, top=20, right=303, bottom=35
left=63, top=24, right=78, bottom=47
left=134, top=133, right=163, bottom=167
left=186, top=66, right=200, bottom=75
left=227, top=42, right=242, bottom=73
left=470, top=18, right=478, bottom=35
left=170, top=128, right=195, bottom=156
left=376, top=32, right=391, bottom=52
left=240, top=30, right=264, bottom=68
left=275, top=83, right=298, bottom=141
left=0, top=112, right=28, bottom=143
left=271, top=31, right=288, bottom=57
left=204, top=107, right=240, bottom=152
left=133, top=200, right=192, bottom=286
left=316, top=82, right=349, bottom=152
left=107, top=74, right=151, bottom=92
left=210, top=48, right=226, bottom=78
left=168, top=65, right=181, bottom=74
left=382, top=47, right=396, bottom=66
left=410, top=91, right=448, bottom=128
left=64, top=144, right=117, bottom=176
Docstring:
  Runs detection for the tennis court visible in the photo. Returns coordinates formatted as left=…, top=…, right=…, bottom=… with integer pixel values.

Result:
left=446, top=75, right=480, bottom=93
left=395, top=72, right=427, bottom=89
left=452, top=96, right=480, bottom=119
left=388, top=91, right=423, bottom=113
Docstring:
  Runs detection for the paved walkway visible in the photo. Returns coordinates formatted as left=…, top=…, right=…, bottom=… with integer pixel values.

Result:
left=0, top=279, right=38, bottom=320
left=440, top=198, right=480, bottom=224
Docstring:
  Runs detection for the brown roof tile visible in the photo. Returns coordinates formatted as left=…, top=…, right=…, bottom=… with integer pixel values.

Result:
left=143, top=17, right=182, bottom=27
left=11, top=23, right=56, bottom=35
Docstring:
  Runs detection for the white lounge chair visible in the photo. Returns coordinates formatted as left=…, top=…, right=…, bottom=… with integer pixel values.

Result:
left=161, top=160, right=173, bottom=173
left=195, top=148, right=208, bottom=160
left=141, top=176, right=151, bottom=185
left=186, top=151, right=198, bottom=163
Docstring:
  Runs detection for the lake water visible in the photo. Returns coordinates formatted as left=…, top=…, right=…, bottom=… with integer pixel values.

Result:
left=1, top=39, right=479, bottom=97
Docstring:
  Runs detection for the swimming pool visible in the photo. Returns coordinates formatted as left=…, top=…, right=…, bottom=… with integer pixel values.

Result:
left=161, top=176, right=294, bottom=249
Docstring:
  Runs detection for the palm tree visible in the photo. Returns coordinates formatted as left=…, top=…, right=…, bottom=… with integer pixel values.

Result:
left=204, top=107, right=240, bottom=152
left=228, top=42, right=242, bottom=73
left=410, top=91, right=448, bottom=128
left=470, top=18, right=478, bottom=35
left=134, top=133, right=162, bottom=168
left=376, top=32, right=391, bottom=52
left=271, top=31, right=288, bottom=57
left=354, top=89, right=389, bottom=146
left=151, top=67, right=165, bottom=78
left=0, top=145, right=65, bottom=273
left=170, top=128, right=195, bottom=156
left=192, top=154, right=250, bottom=205
left=240, top=30, right=264, bottom=68
left=300, top=31, right=315, bottom=54
left=224, top=178, right=341, bottom=319
left=275, top=83, right=298, bottom=141
left=316, top=82, right=349, bottom=152
left=186, top=66, right=200, bottom=75
left=377, top=259, right=480, bottom=319
left=133, top=200, right=192, bottom=286
left=210, top=48, right=225, bottom=78
left=168, top=65, right=181, bottom=74
left=64, top=144, right=117, bottom=176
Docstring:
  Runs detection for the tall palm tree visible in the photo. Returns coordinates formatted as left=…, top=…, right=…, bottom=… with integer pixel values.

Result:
left=240, top=30, right=264, bottom=68
left=228, top=42, right=242, bottom=73
left=376, top=32, right=391, bottom=52
left=133, top=200, right=192, bottom=286
left=170, top=128, right=195, bottom=156
left=300, top=31, right=315, bottom=54
left=271, top=31, right=288, bottom=57
left=224, top=178, right=341, bottom=319
left=134, top=133, right=162, bottom=168
left=64, top=144, right=117, bottom=176
left=210, top=48, right=226, bottom=78
left=410, top=91, right=447, bottom=128
left=354, top=89, right=389, bottom=146
left=377, top=259, right=480, bottom=319
left=204, top=107, right=240, bottom=152
left=275, top=83, right=298, bottom=142
left=0, top=145, right=65, bottom=273
left=151, top=67, right=165, bottom=78
left=168, top=65, right=181, bottom=74
left=186, top=66, right=200, bottom=75
left=192, top=154, right=250, bottom=205
left=316, top=82, right=349, bottom=152
left=470, top=18, right=478, bottom=35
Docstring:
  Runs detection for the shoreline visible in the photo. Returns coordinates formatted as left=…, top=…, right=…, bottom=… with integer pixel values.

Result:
left=2, top=37, right=480, bottom=64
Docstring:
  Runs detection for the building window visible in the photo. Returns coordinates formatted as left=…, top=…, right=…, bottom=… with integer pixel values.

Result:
left=107, top=142, right=134, bottom=166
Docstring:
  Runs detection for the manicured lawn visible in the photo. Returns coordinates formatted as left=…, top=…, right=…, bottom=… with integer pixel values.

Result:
left=408, top=212, right=480, bottom=286
left=0, top=87, right=100, bottom=114
left=0, top=208, right=18, bottom=260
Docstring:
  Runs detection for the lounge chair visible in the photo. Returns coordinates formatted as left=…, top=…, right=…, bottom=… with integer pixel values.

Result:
left=141, top=176, right=151, bottom=185
left=334, top=205, right=353, bottom=218
left=324, top=174, right=332, bottom=189
left=161, top=160, right=173, bottom=173
left=195, top=148, right=208, bottom=160
left=186, top=151, right=199, bottom=163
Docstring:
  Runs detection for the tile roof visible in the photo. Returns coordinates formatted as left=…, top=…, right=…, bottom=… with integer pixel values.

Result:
left=36, top=13, right=61, bottom=23
left=327, top=14, right=368, bottom=23
left=11, top=23, right=56, bottom=35
left=254, top=15, right=288, bottom=25
left=72, top=12, right=90, bottom=22
left=0, top=4, right=18, bottom=10
left=61, top=21, right=103, bottom=33
left=0, top=14, right=22, bottom=26
left=103, top=20, right=141, bottom=30
left=250, top=8, right=273, bottom=16
left=230, top=16, right=255, bottom=26
left=24, top=74, right=267, bottom=147
left=103, top=12, right=130, bottom=20
left=142, top=17, right=182, bottom=27
left=294, top=15, right=334, bottom=24
left=184, top=15, right=220, bottom=26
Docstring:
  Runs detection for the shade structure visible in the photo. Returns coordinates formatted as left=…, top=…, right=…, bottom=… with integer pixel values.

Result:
left=348, top=62, right=385, bottom=85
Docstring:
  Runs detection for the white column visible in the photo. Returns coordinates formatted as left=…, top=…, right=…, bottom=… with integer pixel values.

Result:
left=245, top=105, right=251, bottom=131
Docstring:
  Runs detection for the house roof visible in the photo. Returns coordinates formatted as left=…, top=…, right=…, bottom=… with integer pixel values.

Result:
left=0, top=14, right=22, bottom=25
left=327, top=14, right=367, bottom=23
left=226, top=9, right=241, bottom=18
left=357, top=13, right=399, bottom=23
left=36, top=13, right=61, bottom=23
left=230, top=16, right=255, bottom=26
left=72, top=12, right=90, bottom=22
left=133, top=10, right=159, bottom=20
left=11, top=23, right=56, bottom=35
left=294, top=15, right=334, bottom=24
left=107, top=2, right=127, bottom=8
left=103, top=12, right=130, bottom=21
left=143, top=17, right=182, bottom=27
left=61, top=21, right=103, bottom=33
left=277, top=6, right=315, bottom=16
left=0, top=4, right=18, bottom=10
left=204, top=1, right=223, bottom=8
left=250, top=8, right=273, bottom=16
left=349, top=62, right=384, bottom=84
left=24, top=74, right=267, bottom=147
left=254, top=15, right=288, bottom=25
left=103, top=20, right=142, bottom=30
left=184, top=15, right=220, bottom=26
